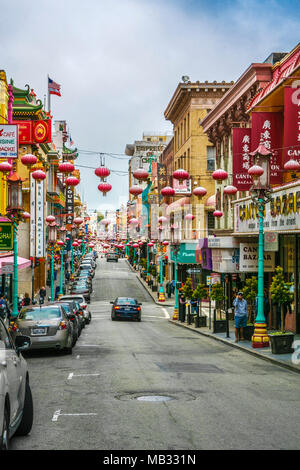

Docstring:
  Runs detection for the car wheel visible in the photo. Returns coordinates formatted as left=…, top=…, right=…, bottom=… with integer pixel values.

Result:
left=0, top=406, right=9, bottom=450
left=15, top=380, right=33, bottom=436
left=137, top=317, right=141, bottom=322
left=64, top=335, right=73, bottom=355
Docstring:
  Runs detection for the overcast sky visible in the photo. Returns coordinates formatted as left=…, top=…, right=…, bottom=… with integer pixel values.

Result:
left=1, top=0, right=299, bottom=213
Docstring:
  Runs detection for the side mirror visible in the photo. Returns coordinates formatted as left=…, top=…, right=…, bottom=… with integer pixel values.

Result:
left=138, top=303, right=142, bottom=305
left=110, top=301, right=114, bottom=304
left=15, top=335, right=31, bottom=353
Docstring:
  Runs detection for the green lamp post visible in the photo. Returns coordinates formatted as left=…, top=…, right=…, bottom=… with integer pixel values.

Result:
left=248, top=142, right=273, bottom=348
left=47, top=222, right=57, bottom=302
left=6, top=172, right=25, bottom=318
left=58, top=226, right=66, bottom=296
left=170, top=225, right=180, bottom=320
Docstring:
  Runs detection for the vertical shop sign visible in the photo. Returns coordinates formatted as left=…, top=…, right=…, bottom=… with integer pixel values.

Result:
left=30, top=174, right=35, bottom=258
left=157, top=163, right=167, bottom=205
left=251, top=112, right=283, bottom=185
left=232, top=128, right=252, bottom=191
left=35, top=179, right=44, bottom=258
left=284, top=86, right=300, bottom=164
left=66, top=188, right=74, bottom=224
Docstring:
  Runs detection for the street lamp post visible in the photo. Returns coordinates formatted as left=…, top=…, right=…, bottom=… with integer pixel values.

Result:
left=170, top=226, right=180, bottom=320
left=248, top=142, right=272, bottom=349
left=47, top=222, right=57, bottom=302
left=6, top=172, right=25, bottom=317
left=58, top=226, right=66, bottom=296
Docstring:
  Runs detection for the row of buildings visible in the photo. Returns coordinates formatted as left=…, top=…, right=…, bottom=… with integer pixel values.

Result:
left=0, top=71, right=88, bottom=302
left=120, top=42, right=300, bottom=334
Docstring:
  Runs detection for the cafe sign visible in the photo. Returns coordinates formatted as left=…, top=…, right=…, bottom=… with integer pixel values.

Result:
left=234, top=183, right=300, bottom=234
left=0, top=222, right=13, bottom=251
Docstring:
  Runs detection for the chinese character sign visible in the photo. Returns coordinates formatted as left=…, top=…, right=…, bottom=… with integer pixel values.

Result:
left=251, top=112, right=283, bottom=185
left=232, top=128, right=252, bottom=191
left=284, top=86, right=300, bottom=164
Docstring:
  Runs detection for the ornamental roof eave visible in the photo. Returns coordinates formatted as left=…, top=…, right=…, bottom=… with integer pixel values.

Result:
left=200, top=63, right=273, bottom=132
left=11, top=81, right=44, bottom=118
left=62, top=144, right=78, bottom=159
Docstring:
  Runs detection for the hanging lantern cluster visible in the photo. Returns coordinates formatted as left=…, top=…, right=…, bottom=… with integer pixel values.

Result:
left=96, top=155, right=112, bottom=197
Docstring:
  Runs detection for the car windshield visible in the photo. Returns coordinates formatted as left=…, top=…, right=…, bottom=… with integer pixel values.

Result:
left=116, top=298, right=137, bottom=305
left=19, top=307, right=61, bottom=320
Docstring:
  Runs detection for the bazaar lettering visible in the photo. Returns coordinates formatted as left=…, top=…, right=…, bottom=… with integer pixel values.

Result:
left=239, top=191, right=300, bottom=221
left=270, top=191, right=300, bottom=216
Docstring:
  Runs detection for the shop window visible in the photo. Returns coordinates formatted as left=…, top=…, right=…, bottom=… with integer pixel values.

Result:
left=207, top=146, right=216, bottom=171
left=207, top=212, right=215, bottom=235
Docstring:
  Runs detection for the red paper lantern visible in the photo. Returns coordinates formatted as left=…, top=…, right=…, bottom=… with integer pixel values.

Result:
left=212, top=169, right=228, bottom=183
left=161, top=186, right=175, bottom=197
left=223, top=185, right=238, bottom=196
left=98, top=182, right=112, bottom=196
left=22, top=211, right=31, bottom=220
left=129, top=218, right=139, bottom=225
left=132, top=243, right=139, bottom=248
left=72, top=241, right=78, bottom=247
left=95, top=167, right=110, bottom=180
left=185, top=213, right=194, bottom=220
left=162, top=241, right=169, bottom=246
left=129, top=185, right=143, bottom=197
left=101, top=219, right=110, bottom=226
left=248, top=165, right=264, bottom=180
left=193, top=186, right=207, bottom=198
left=74, top=217, right=83, bottom=225
left=32, top=169, right=46, bottom=181
left=133, top=168, right=149, bottom=181
left=65, top=176, right=79, bottom=187
left=46, top=215, right=56, bottom=224
left=158, top=216, right=167, bottom=224
left=284, top=159, right=300, bottom=171
left=21, top=154, right=37, bottom=167
left=0, top=161, right=12, bottom=173
left=147, top=242, right=154, bottom=247
left=213, top=210, right=223, bottom=217
left=173, top=168, right=189, bottom=184
left=58, top=162, right=75, bottom=173
left=57, top=240, right=64, bottom=247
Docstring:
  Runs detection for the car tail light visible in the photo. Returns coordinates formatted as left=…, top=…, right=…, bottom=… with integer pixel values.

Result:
left=82, top=304, right=87, bottom=309
left=136, top=307, right=141, bottom=311
left=114, top=306, right=120, bottom=310
left=59, top=321, right=68, bottom=330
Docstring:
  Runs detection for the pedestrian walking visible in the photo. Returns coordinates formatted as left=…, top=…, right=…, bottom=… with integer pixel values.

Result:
left=233, top=291, right=248, bottom=342
left=191, top=297, right=198, bottom=314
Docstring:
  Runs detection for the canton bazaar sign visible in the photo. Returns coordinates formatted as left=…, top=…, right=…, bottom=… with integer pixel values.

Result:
left=234, top=184, right=300, bottom=234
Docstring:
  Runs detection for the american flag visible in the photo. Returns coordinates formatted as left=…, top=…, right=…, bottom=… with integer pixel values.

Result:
left=48, top=77, right=61, bottom=96
left=69, top=135, right=74, bottom=147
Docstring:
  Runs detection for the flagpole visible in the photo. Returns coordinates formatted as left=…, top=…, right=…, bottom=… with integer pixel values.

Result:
left=47, top=74, right=51, bottom=113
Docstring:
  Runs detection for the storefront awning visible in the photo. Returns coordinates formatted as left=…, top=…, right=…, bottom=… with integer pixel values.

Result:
left=0, top=256, right=31, bottom=273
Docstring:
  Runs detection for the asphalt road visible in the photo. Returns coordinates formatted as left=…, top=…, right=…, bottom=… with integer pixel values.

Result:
left=11, top=257, right=300, bottom=450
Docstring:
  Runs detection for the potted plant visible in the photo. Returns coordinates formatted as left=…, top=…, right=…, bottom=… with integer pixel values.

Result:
left=269, top=266, right=294, bottom=354
left=242, top=276, right=258, bottom=340
left=192, top=283, right=207, bottom=327
left=210, top=283, right=226, bottom=333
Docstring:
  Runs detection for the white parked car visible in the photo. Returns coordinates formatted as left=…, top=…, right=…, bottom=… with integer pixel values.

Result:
left=0, top=317, right=33, bottom=450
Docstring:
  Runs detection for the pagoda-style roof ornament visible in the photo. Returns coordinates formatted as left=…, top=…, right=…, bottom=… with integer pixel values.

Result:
left=11, top=80, right=43, bottom=119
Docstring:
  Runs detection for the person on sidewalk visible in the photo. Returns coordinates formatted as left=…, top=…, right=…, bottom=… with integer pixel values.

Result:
left=233, top=291, right=248, bottom=342
left=22, top=293, right=31, bottom=307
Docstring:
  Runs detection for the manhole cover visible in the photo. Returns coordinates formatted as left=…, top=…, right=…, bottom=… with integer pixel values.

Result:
left=136, top=395, right=174, bottom=402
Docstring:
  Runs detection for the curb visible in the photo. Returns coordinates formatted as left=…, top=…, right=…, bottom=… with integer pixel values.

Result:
left=168, top=319, right=300, bottom=375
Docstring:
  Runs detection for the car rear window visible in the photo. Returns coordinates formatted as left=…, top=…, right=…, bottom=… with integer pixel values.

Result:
left=19, top=307, right=61, bottom=320
left=61, top=296, right=83, bottom=303
left=117, top=298, right=137, bottom=305
left=59, top=303, right=71, bottom=313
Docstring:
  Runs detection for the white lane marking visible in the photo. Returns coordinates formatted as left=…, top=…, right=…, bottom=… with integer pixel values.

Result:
left=78, top=344, right=101, bottom=347
left=67, top=373, right=100, bottom=380
left=76, top=355, right=80, bottom=359
left=146, top=315, right=170, bottom=319
left=52, top=410, right=97, bottom=422
left=162, top=307, right=170, bottom=319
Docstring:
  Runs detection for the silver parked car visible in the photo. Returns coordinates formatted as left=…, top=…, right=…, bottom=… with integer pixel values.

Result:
left=15, top=305, right=73, bottom=354
left=0, top=317, right=33, bottom=449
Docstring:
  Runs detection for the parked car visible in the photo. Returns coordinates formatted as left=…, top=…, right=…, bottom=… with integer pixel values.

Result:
left=58, top=295, right=91, bottom=324
left=56, top=299, right=85, bottom=333
left=0, top=317, right=33, bottom=450
left=70, top=286, right=91, bottom=303
left=107, top=252, right=118, bottom=263
left=15, top=305, right=73, bottom=353
left=54, top=302, right=80, bottom=345
left=110, top=297, right=142, bottom=321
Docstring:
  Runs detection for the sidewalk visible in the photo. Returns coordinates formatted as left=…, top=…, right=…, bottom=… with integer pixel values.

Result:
left=128, top=261, right=300, bottom=374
